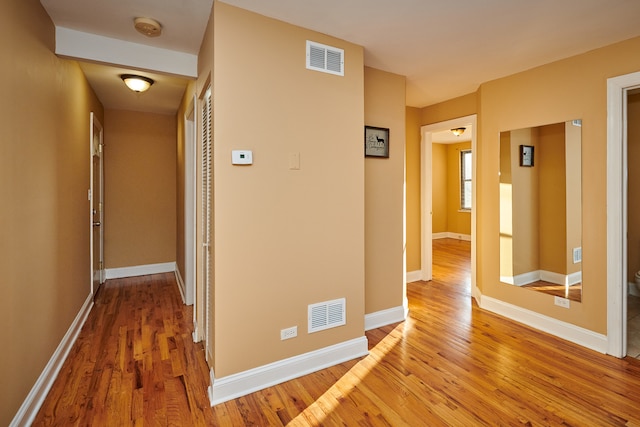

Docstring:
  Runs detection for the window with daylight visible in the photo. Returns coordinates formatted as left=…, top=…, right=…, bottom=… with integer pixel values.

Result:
left=460, top=150, right=472, bottom=210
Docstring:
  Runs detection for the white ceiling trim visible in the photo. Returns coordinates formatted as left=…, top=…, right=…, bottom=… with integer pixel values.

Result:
left=55, top=27, right=197, bottom=78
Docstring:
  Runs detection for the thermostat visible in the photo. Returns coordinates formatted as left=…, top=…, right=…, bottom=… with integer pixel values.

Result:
left=232, top=150, right=253, bottom=165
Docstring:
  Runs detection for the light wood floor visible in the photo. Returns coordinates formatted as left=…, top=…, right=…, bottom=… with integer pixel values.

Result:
left=34, top=240, right=640, bottom=426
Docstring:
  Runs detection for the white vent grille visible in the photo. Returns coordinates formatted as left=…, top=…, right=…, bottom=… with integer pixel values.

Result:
left=306, top=41, right=344, bottom=76
left=308, top=298, right=346, bottom=333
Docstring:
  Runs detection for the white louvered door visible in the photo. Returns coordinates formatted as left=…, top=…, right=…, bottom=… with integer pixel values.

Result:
left=201, top=87, right=213, bottom=359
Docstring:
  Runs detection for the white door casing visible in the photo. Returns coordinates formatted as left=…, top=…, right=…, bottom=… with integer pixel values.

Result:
left=606, top=71, right=640, bottom=357
left=90, top=112, right=105, bottom=296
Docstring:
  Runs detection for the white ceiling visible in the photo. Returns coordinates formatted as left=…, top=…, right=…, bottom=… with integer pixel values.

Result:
left=41, top=0, right=640, bottom=113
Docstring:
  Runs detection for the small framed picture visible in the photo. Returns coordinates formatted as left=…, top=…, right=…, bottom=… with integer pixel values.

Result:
left=364, top=126, right=390, bottom=158
left=520, top=145, right=534, bottom=167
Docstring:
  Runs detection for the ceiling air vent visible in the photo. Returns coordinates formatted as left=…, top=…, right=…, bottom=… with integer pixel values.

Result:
left=308, top=298, right=346, bottom=333
left=306, top=41, right=344, bottom=76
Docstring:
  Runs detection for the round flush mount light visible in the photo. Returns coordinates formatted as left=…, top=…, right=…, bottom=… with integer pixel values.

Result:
left=450, top=127, right=466, bottom=137
left=121, top=74, right=155, bottom=92
left=134, top=17, right=162, bottom=37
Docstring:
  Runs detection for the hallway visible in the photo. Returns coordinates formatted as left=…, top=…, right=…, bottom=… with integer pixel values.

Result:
left=34, top=246, right=640, bottom=425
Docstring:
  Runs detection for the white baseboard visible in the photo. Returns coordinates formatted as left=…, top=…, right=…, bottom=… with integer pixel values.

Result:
left=10, top=294, right=94, bottom=427
left=174, top=267, right=186, bottom=304
left=365, top=305, right=407, bottom=331
left=208, top=336, right=369, bottom=406
left=406, top=270, right=422, bottom=283
left=480, top=295, right=607, bottom=354
left=105, top=262, right=176, bottom=279
left=432, top=232, right=471, bottom=241
left=504, top=270, right=583, bottom=287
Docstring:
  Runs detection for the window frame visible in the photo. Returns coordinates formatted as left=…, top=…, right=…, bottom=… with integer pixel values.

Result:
left=460, top=149, right=472, bottom=211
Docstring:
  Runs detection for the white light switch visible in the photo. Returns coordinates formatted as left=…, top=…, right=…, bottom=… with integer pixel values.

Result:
left=232, top=150, right=252, bottom=165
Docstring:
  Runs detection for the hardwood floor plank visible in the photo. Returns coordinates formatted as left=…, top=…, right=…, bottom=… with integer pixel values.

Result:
left=33, top=243, right=640, bottom=426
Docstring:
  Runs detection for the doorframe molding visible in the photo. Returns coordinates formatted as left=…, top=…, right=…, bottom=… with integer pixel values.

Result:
left=421, top=115, right=478, bottom=300
left=184, top=95, right=197, bottom=306
left=606, top=71, right=640, bottom=357
left=89, top=112, right=104, bottom=297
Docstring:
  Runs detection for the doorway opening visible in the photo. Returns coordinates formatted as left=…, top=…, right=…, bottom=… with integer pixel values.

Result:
left=184, top=99, right=196, bottom=308
left=627, top=88, right=640, bottom=358
left=421, top=115, right=478, bottom=300
left=90, top=112, right=105, bottom=298
left=606, top=71, right=640, bottom=357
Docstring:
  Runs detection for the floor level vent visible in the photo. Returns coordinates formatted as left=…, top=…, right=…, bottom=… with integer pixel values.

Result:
left=308, top=298, right=346, bottom=333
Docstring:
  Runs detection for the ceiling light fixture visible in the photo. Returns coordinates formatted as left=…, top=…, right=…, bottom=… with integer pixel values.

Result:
left=134, top=17, right=162, bottom=37
left=451, top=127, right=466, bottom=136
left=121, top=74, right=155, bottom=93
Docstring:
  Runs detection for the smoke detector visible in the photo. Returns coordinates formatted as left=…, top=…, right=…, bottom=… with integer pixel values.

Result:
left=134, top=17, right=162, bottom=37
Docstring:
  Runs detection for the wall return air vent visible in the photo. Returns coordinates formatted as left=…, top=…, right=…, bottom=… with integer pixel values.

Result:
left=308, top=298, right=346, bottom=333
left=306, top=40, right=344, bottom=76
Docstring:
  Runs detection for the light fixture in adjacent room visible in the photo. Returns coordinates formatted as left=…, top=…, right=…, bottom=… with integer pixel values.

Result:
left=134, top=17, right=162, bottom=37
left=451, top=127, right=466, bottom=136
left=120, top=74, right=155, bottom=93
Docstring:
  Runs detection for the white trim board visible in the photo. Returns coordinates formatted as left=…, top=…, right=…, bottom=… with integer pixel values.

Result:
left=406, top=270, right=422, bottom=283
left=365, top=305, right=407, bottom=330
left=606, top=71, right=640, bottom=357
left=10, top=294, right=94, bottom=427
left=55, top=27, right=197, bottom=78
left=174, top=267, right=186, bottom=304
left=432, top=232, right=471, bottom=241
left=480, top=296, right=607, bottom=354
left=105, top=262, right=176, bottom=280
left=502, top=270, right=582, bottom=287
left=208, top=337, right=368, bottom=406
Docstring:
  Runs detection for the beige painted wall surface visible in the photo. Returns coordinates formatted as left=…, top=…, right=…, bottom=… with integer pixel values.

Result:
left=479, top=35, right=640, bottom=334
left=565, top=121, right=582, bottom=276
left=0, top=1, right=104, bottom=423
left=446, top=142, right=472, bottom=235
left=421, top=92, right=478, bottom=125
left=212, top=3, right=366, bottom=376
left=406, top=107, right=421, bottom=272
left=628, top=93, right=640, bottom=282
left=432, top=144, right=448, bottom=233
left=364, top=66, right=407, bottom=315
left=104, top=110, right=177, bottom=268
left=510, top=127, right=540, bottom=276
left=538, top=123, right=567, bottom=275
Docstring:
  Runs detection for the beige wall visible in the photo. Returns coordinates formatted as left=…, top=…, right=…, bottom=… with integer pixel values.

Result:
left=538, top=123, right=567, bottom=275
left=406, top=107, right=421, bottom=272
left=210, top=3, right=366, bottom=376
left=628, top=92, right=640, bottom=283
left=565, top=121, right=582, bottom=276
left=479, top=36, right=640, bottom=334
left=0, top=0, right=104, bottom=424
left=364, top=67, right=407, bottom=314
left=431, top=142, right=472, bottom=236
left=421, top=92, right=478, bottom=125
left=510, top=127, right=540, bottom=276
left=104, top=110, right=177, bottom=268
left=432, top=144, right=448, bottom=233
